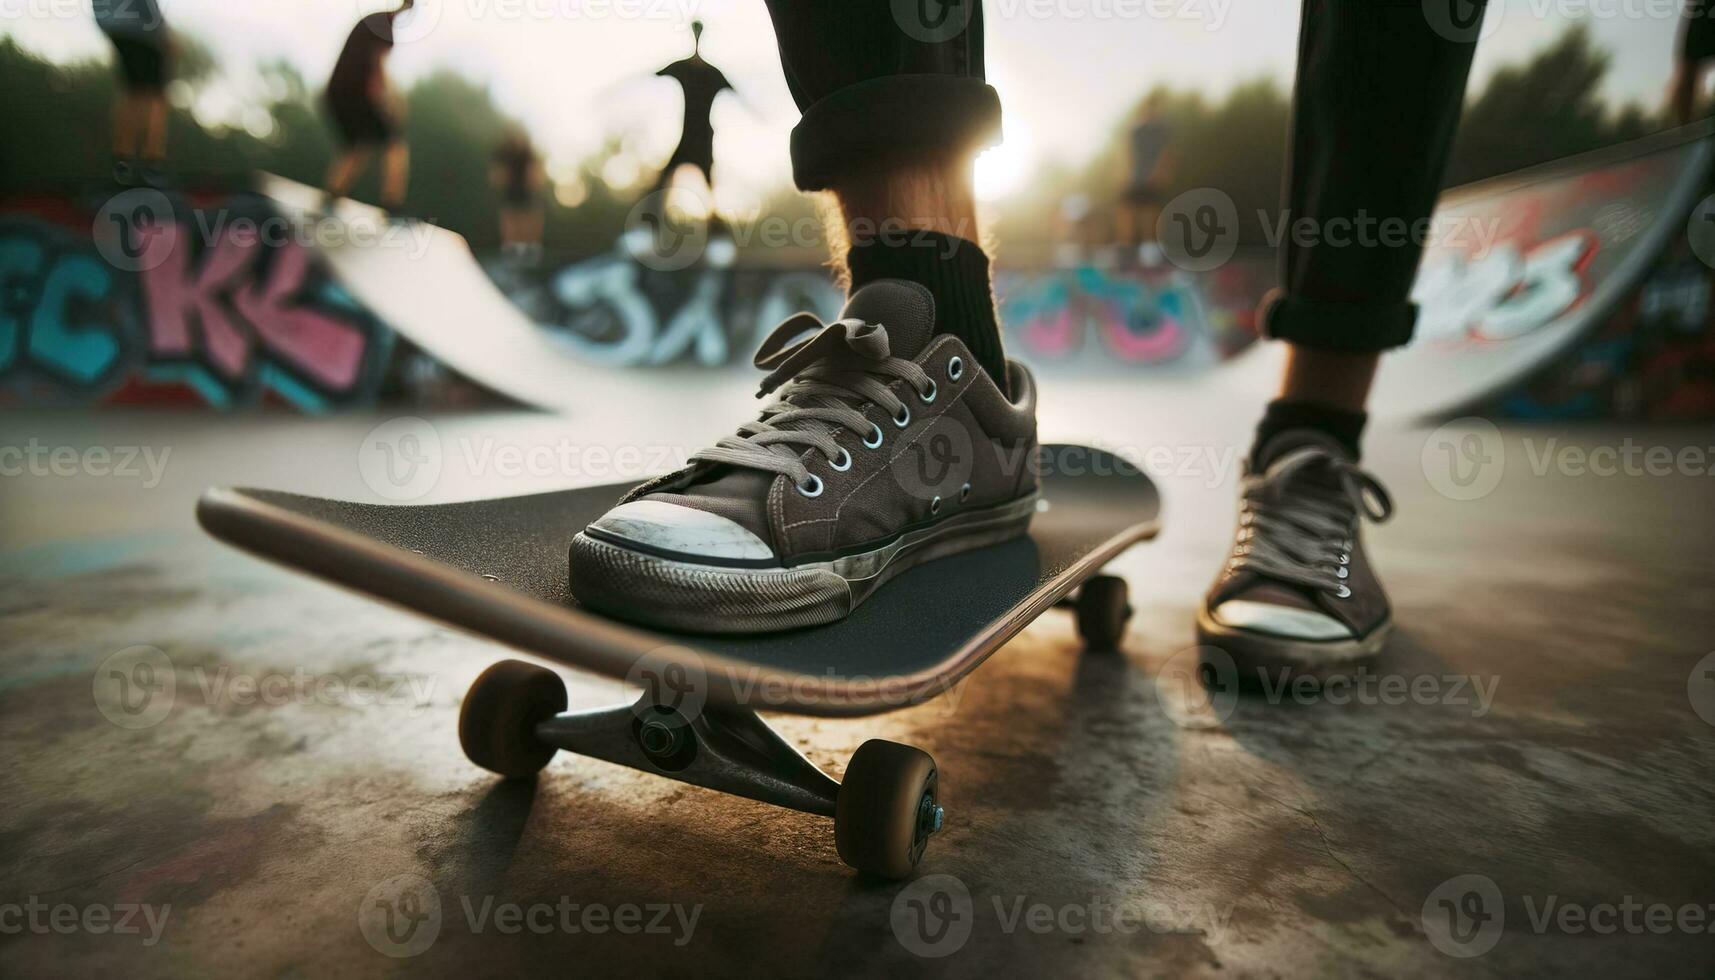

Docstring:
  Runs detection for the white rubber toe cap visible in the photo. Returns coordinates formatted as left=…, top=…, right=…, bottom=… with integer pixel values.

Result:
left=586, top=500, right=774, bottom=562
left=1211, top=599, right=1354, bottom=641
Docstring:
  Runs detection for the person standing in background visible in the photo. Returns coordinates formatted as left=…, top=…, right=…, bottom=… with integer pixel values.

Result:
left=95, top=0, right=174, bottom=187
left=323, top=0, right=415, bottom=215
left=1670, top=1, right=1715, bottom=124
left=491, top=129, right=546, bottom=265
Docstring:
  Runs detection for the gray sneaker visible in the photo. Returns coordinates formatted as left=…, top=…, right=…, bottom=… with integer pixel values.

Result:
left=570, top=279, right=1041, bottom=633
left=1197, top=431, right=1395, bottom=681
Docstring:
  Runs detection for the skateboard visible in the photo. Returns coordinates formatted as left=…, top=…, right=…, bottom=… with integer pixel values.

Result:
left=197, top=445, right=1160, bottom=877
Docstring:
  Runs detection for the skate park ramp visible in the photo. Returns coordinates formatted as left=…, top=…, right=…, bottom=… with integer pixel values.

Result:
left=1218, top=120, right=1715, bottom=420
left=254, top=173, right=663, bottom=415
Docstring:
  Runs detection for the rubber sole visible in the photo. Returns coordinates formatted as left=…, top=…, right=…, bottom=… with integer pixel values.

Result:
left=569, top=493, right=1040, bottom=634
left=1195, top=606, right=1393, bottom=687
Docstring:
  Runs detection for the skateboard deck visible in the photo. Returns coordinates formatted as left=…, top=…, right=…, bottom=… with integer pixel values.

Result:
left=198, top=444, right=1159, bottom=716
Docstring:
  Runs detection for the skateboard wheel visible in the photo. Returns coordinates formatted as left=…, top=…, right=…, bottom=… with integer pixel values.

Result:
left=459, top=659, right=567, bottom=778
left=1075, top=575, right=1131, bottom=652
left=835, top=740, right=940, bottom=879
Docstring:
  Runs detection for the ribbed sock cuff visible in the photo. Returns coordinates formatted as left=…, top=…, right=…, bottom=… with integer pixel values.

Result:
left=847, top=231, right=1008, bottom=397
left=1252, top=399, right=1368, bottom=465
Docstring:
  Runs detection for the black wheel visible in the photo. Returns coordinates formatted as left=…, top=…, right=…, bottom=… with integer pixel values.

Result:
left=459, top=659, right=567, bottom=778
left=835, top=740, right=941, bottom=878
left=1075, top=575, right=1132, bottom=652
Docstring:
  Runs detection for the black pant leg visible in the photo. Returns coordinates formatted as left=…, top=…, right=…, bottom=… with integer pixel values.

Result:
left=1262, top=0, right=1485, bottom=352
left=762, top=0, right=1001, bottom=191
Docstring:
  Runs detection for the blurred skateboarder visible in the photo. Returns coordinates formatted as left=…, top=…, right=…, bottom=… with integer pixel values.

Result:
left=95, top=0, right=173, bottom=186
left=491, top=129, right=546, bottom=264
left=1115, top=95, right=1174, bottom=266
left=650, top=20, right=733, bottom=197
left=1670, top=1, right=1715, bottom=123
left=323, top=1, right=414, bottom=213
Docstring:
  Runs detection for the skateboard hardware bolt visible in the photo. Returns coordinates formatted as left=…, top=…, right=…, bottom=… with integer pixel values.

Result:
left=638, top=716, right=687, bottom=758
left=916, top=794, right=944, bottom=838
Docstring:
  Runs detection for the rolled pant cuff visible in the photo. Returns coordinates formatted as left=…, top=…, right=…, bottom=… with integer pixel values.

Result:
left=790, top=76, right=1002, bottom=192
left=1259, top=289, right=1418, bottom=353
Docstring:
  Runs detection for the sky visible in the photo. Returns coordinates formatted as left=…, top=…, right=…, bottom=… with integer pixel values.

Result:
left=0, top=0, right=1688, bottom=205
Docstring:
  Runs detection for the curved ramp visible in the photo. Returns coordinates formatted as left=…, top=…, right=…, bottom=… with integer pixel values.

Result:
left=1219, top=122, right=1715, bottom=419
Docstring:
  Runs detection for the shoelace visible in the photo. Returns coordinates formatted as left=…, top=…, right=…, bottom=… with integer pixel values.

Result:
left=1230, top=445, right=1394, bottom=596
left=689, top=314, right=934, bottom=494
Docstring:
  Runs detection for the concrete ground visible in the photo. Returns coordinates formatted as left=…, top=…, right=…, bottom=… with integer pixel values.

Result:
left=2, top=379, right=1712, bottom=977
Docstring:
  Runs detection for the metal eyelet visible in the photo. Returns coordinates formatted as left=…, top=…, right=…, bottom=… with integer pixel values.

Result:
left=1335, top=566, right=1349, bottom=580
left=797, top=474, right=824, bottom=498
left=1334, top=584, right=1352, bottom=599
left=828, top=448, right=852, bottom=472
left=959, top=482, right=971, bottom=502
left=947, top=356, right=964, bottom=381
left=1338, top=553, right=1350, bottom=565
left=863, top=424, right=884, bottom=449
left=918, top=380, right=937, bottom=404
left=930, top=495, right=942, bottom=514
left=893, top=405, right=911, bottom=428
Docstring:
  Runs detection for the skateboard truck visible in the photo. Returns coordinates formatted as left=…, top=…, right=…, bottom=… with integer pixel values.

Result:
left=459, top=659, right=944, bottom=878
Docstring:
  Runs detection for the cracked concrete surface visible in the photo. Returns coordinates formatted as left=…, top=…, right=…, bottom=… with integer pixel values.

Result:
left=1, top=400, right=1711, bottom=977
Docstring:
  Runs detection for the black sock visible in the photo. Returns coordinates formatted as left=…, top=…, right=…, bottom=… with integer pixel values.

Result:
left=847, top=231, right=1008, bottom=397
left=1252, top=399, right=1367, bottom=465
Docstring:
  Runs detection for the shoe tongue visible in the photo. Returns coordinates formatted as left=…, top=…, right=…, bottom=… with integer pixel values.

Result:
left=1253, top=428, right=1354, bottom=470
left=839, top=279, right=937, bottom=359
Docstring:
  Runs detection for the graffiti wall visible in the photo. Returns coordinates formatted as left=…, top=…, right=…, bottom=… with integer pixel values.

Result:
left=487, top=245, right=1252, bottom=374
left=0, top=192, right=392, bottom=410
